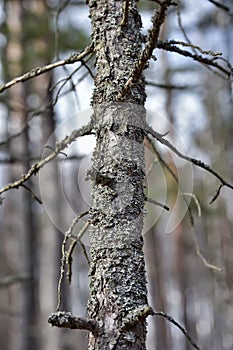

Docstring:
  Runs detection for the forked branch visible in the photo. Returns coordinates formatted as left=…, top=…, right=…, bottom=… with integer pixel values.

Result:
left=0, top=122, right=93, bottom=198
left=0, top=44, right=93, bottom=94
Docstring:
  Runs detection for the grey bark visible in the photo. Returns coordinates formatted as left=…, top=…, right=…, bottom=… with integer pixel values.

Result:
left=87, top=1, right=148, bottom=349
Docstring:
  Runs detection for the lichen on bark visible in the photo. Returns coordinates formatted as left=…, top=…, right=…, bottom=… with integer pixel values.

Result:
left=88, top=1, right=148, bottom=349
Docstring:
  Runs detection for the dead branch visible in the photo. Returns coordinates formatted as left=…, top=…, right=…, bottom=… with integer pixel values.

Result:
left=146, top=136, right=223, bottom=272
left=146, top=80, right=194, bottom=89
left=66, top=222, right=90, bottom=284
left=157, top=40, right=232, bottom=78
left=118, top=0, right=174, bottom=100
left=48, top=311, right=98, bottom=334
left=145, top=125, right=233, bottom=193
left=21, top=184, right=42, bottom=204
left=146, top=197, right=170, bottom=211
left=0, top=121, right=93, bottom=198
left=121, top=304, right=201, bottom=350
left=165, top=39, right=222, bottom=57
left=207, top=0, right=231, bottom=13
left=56, top=212, right=89, bottom=311
left=0, top=44, right=93, bottom=94
left=151, top=310, right=201, bottom=350
left=209, top=184, right=224, bottom=204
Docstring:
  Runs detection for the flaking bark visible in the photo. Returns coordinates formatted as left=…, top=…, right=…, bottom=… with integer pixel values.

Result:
left=88, top=1, right=148, bottom=349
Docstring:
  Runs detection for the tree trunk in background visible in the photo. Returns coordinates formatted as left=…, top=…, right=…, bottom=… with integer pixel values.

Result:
left=3, top=2, right=39, bottom=350
left=87, top=1, right=148, bottom=349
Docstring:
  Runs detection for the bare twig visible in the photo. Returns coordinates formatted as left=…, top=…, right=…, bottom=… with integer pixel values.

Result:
left=54, top=1, right=82, bottom=109
left=121, top=304, right=201, bottom=350
left=151, top=310, right=201, bottom=350
left=176, top=0, right=194, bottom=47
left=48, top=311, right=99, bottom=334
left=146, top=125, right=233, bottom=193
left=209, top=184, right=224, bottom=204
left=56, top=212, right=89, bottom=311
left=0, top=121, right=93, bottom=198
left=146, top=197, right=170, bottom=211
left=54, top=0, right=70, bottom=58
left=0, top=116, right=34, bottom=147
left=146, top=80, right=194, bottom=89
left=166, top=39, right=222, bottom=57
left=207, top=0, right=231, bottom=13
left=147, top=136, right=222, bottom=271
left=21, top=184, right=42, bottom=204
left=157, top=41, right=232, bottom=78
left=0, top=44, right=93, bottom=94
left=183, top=192, right=201, bottom=217
left=192, top=226, right=222, bottom=272
left=66, top=222, right=90, bottom=284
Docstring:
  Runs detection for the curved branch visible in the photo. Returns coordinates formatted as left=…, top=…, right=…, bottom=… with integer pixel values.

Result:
left=152, top=310, right=201, bottom=350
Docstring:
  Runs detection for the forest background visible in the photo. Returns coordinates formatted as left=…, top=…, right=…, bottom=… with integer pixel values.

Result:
left=0, top=0, right=233, bottom=349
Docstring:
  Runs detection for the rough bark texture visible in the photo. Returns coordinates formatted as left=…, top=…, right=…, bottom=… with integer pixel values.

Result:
left=88, top=1, right=148, bottom=349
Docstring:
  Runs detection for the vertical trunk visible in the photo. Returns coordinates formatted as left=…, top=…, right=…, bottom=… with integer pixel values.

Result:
left=88, top=1, right=148, bottom=349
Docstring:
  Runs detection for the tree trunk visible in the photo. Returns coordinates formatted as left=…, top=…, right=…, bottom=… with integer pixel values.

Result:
left=88, top=1, right=148, bottom=349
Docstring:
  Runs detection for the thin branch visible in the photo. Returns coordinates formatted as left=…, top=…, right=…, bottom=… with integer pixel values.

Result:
left=147, top=136, right=223, bottom=272
left=0, top=274, right=30, bottom=288
left=209, top=184, right=224, bottom=204
left=121, top=304, right=201, bottom=350
left=54, top=0, right=82, bottom=109
left=56, top=212, right=89, bottom=311
left=207, top=0, right=231, bottom=13
left=0, top=44, right=93, bottom=94
left=183, top=192, right=201, bottom=217
left=0, top=105, right=49, bottom=147
left=146, top=125, right=233, bottom=193
left=151, top=310, right=201, bottom=350
left=0, top=154, right=85, bottom=164
left=0, top=121, right=93, bottom=198
left=157, top=41, right=232, bottom=78
left=192, top=226, right=222, bottom=272
left=54, top=0, right=70, bottom=59
left=176, top=0, right=194, bottom=48
left=80, top=58, right=95, bottom=79
left=166, top=39, right=222, bottom=57
left=48, top=311, right=99, bottom=334
left=146, top=80, right=194, bottom=89
left=21, top=184, right=42, bottom=204
left=117, top=0, right=174, bottom=100
left=146, top=197, right=170, bottom=211
left=66, top=222, right=90, bottom=284
left=0, top=116, right=33, bottom=147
